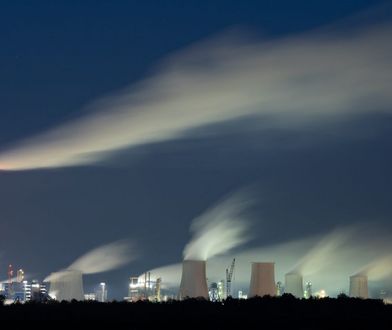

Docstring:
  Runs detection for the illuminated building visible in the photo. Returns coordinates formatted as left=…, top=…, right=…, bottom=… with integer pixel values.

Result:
left=125, top=275, right=161, bottom=302
left=17, top=269, right=24, bottom=283
left=5, top=280, right=47, bottom=302
left=304, top=282, right=312, bottom=298
left=84, top=293, right=96, bottom=300
left=217, top=280, right=225, bottom=300
left=127, top=276, right=141, bottom=302
left=209, top=282, right=219, bottom=301
left=30, top=280, right=47, bottom=302
left=276, top=281, right=283, bottom=296
left=238, top=290, right=247, bottom=299
left=96, top=282, right=108, bottom=302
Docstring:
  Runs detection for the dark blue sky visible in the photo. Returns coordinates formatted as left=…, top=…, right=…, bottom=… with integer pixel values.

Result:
left=0, top=0, right=391, bottom=298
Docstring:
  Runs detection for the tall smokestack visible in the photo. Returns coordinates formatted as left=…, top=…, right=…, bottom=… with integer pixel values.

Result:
left=48, top=269, right=84, bottom=301
left=349, top=275, right=368, bottom=299
left=249, top=262, right=276, bottom=297
left=179, top=260, right=209, bottom=300
left=284, top=273, right=304, bottom=298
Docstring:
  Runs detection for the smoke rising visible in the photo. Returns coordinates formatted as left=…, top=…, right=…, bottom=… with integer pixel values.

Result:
left=44, top=240, right=136, bottom=282
left=0, top=21, right=391, bottom=170
left=183, top=192, right=253, bottom=261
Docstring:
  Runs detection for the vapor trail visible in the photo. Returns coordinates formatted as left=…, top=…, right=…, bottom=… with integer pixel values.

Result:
left=0, top=21, right=391, bottom=170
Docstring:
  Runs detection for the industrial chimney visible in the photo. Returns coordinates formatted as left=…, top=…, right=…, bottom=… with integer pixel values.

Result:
left=349, top=275, right=368, bottom=299
left=179, top=260, right=209, bottom=300
left=248, top=262, right=276, bottom=297
left=48, top=269, right=84, bottom=301
left=284, top=272, right=304, bottom=298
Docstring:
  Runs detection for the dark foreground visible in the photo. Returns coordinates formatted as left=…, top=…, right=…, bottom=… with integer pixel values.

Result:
left=1, top=296, right=391, bottom=328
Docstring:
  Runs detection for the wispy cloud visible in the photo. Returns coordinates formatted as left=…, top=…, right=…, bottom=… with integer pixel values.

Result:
left=0, top=21, right=391, bottom=170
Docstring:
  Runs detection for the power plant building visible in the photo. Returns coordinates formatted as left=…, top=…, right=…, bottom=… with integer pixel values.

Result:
left=349, top=275, right=368, bottom=299
left=285, top=273, right=304, bottom=298
left=48, top=269, right=84, bottom=301
left=248, top=262, right=276, bottom=297
left=179, top=260, right=209, bottom=300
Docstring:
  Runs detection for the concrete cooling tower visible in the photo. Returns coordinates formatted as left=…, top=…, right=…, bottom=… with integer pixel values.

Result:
left=49, top=269, right=84, bottom=301
left=349, top=275, right=368, bottom=299
left=249, top=262, right=276, bottom=297
left=284, top=273, right=304, bottom=298
left=179, top=260, right=209, bottom=300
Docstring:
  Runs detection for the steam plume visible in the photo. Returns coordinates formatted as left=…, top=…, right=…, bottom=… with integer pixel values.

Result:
left=290, top=227, right=357, bottom=275
left=0, top=21, right=391, bottom=170
left=183, top=192, right=253, bottom=260
left=356, top=255, right=392, bottom=280
left=44, top=240, right=136, bottom=282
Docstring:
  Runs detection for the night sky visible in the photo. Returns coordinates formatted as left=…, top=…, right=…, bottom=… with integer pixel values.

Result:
left=1, top=0, right=392, bottom=299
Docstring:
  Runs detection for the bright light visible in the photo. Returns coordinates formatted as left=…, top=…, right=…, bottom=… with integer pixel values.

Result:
left=315, top=289, right=327, bottom=298
left=48, top=292, right=57, bottom=300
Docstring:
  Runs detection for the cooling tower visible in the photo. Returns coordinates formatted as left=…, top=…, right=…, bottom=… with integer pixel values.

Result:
left=48, top=269, right=84, bottom=301
left=349, top=275, right=368, bottom=299
left=284, top=273, right=304, bottom=298
left=178, top=260, right=209, bottom=300
left=248, top=262, right=276, bottom=297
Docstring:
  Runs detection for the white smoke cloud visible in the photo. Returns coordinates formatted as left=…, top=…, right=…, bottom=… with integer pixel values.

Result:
left=44, top=240, right=137, bottom=282
left=0, top=21, right=391, bottom=170
left=183, top=191, right=253, bottom=261
left=68, top=240, right=136, bottom=274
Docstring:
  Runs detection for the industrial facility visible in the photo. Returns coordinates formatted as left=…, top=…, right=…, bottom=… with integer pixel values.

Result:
left=1, top=259, right=391, bottom=303
left=0, top=249, right=392, bottom=303
left=0, top=266, right=48, bottom=303
left=124, top=273, right=163, bottom=302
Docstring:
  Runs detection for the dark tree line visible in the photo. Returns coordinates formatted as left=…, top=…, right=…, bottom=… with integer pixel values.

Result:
left=0, top=294, right=391, bottom=328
